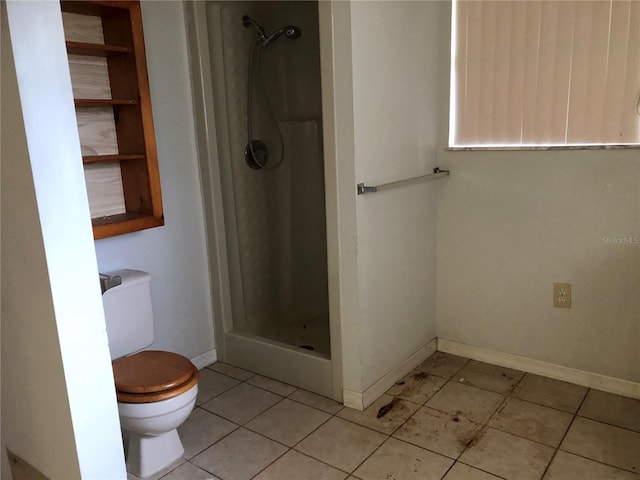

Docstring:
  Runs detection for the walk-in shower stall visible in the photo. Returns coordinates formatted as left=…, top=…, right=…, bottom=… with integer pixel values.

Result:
left=188, top=1, right=335, bottom=397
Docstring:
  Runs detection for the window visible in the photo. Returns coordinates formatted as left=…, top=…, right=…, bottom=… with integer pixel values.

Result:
left=450, top=0, right=640, bottom=148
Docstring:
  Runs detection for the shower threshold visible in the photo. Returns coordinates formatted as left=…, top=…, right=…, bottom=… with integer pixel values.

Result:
left=224, top=331, right=333, bottom=398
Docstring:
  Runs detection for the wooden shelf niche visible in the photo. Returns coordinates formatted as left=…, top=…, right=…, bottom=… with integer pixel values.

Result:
left=61, top=1, right=164, bottom=240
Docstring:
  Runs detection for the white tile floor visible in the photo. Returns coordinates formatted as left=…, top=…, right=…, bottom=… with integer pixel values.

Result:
left=128, top=352, right=640, bottom=480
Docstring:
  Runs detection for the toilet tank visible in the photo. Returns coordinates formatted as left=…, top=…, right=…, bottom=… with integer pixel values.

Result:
left=102, top=269, right=154, bottom=360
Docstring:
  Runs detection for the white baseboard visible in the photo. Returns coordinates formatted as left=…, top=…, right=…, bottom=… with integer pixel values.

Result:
left=191, top=348, right=218, bottom=370
left=343, top=338, right=438, bottom=411
left=438, top=338, right=640, bottom=400
left=342, top=390, right=365, bottom=411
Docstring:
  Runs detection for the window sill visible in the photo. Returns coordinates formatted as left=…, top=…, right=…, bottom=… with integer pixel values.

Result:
left=446, top=144, right=640, bottom=152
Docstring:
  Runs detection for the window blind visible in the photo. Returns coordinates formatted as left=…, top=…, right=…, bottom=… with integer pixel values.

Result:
left=450, top=0, right=640, bottom=147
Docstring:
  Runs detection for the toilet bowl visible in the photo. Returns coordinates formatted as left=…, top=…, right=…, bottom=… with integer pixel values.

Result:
left=101, top=270, right=200, bottom=478
left=113, top=350, right=199, bottom=478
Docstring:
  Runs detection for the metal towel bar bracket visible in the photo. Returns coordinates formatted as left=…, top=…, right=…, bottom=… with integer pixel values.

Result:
left=357, top=167, right=450, bottom=195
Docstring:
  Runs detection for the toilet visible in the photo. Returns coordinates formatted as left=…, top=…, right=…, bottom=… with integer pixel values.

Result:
left=102, top=269, right=199, bottom=478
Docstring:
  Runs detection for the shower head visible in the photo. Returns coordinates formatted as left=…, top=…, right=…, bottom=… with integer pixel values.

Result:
left=242, top=15, right=302, bottom=47
left=262, top=25, right=302, bottom=46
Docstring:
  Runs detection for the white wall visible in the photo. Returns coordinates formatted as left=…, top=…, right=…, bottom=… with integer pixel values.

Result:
left=436, top=5, right=640, bottom=383
left=437, top=149, right=640, bottom=383
left=2, top=2, right=125, bottom=478
left=94, top=1, right=215, bottom=362
left=331, top=0, right=638, bottom=399
left=2, top=21, right=79, bottom=477
left=334, top=1, right=445, bottom=394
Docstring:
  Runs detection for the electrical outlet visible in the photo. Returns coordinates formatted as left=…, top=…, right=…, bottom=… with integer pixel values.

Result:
left=553, top=283, right=572, bottom=308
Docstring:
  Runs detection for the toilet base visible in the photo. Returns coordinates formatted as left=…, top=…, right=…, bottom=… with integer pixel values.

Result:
left=124, top=428, right=184, bottom=478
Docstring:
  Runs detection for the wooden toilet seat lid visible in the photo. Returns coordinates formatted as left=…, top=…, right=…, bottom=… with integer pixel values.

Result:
left=112, top=350, right=196, bottom=394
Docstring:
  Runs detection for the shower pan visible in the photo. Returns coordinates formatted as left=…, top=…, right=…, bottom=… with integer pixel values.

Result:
left=188, top=1, right=335, bottom=397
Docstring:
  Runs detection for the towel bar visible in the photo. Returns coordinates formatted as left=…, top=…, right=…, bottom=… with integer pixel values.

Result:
left=357, top=167, right=450, bottom=195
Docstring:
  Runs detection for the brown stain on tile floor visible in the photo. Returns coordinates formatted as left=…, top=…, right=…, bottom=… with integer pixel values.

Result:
left=377, top=398, right=400, bottom=418
left=459, top=424, right=487, bottom=449
left=393, top=372, right=433, bottom=400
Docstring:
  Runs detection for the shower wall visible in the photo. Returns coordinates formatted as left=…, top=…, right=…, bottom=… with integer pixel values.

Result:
left=206, top=1, right=329, bottom=354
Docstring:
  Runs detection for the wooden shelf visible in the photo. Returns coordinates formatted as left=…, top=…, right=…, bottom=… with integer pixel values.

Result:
left=62, top=0, right=164, bottom=240
left=66, top=41, right=132, bottom=57
left=74, top=98, right=139, bottom=107
left=92, top=212, right=164, bottom=240
left=60, top=1, right=131, bottom=17
left=82, top=153, right=146, bottom=165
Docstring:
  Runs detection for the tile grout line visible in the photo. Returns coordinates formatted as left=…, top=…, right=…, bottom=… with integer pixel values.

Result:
left=537, top=385, right=590, bottom=480
left=199, top=361, right=351, bottom=476
left=318, top=366, right=634, bottom=476
left=247, top=394, right=354, bottom=479
left=418, top=357, right=513, bottom=479
left=433, top=365, right=529, bottom=480
left=232, top=367, right=349, bottom=480
left=291, top=404, right=379, bottom=477
left=506, top=393, right=582, bottom=416
left=541, top=389, right=640, bottom=476
left=191, top=361, right=638, bottom=480
left=572, top=413, right=640, bottom=435
left=188, top=365, right=284, bottom=479
left=459, top=367, right=526, bottom=452
left=339, top=359, right=473, bottom=478
left=283, top=368, right=444, bottom=478
left=385, top=389, right=456, bottom=479
left=459, top=367, right=589, bottom=447
left=183, top=424, right=241, bottom=476
left=166, top=362, right=395, bottom=479
left=350, top=359, right=475, bottom=479
left=432, top=370, right=622, bottom=455
left=184, top=406, right=241, bottom=459
left=224, top=364, right=341, bottom=417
